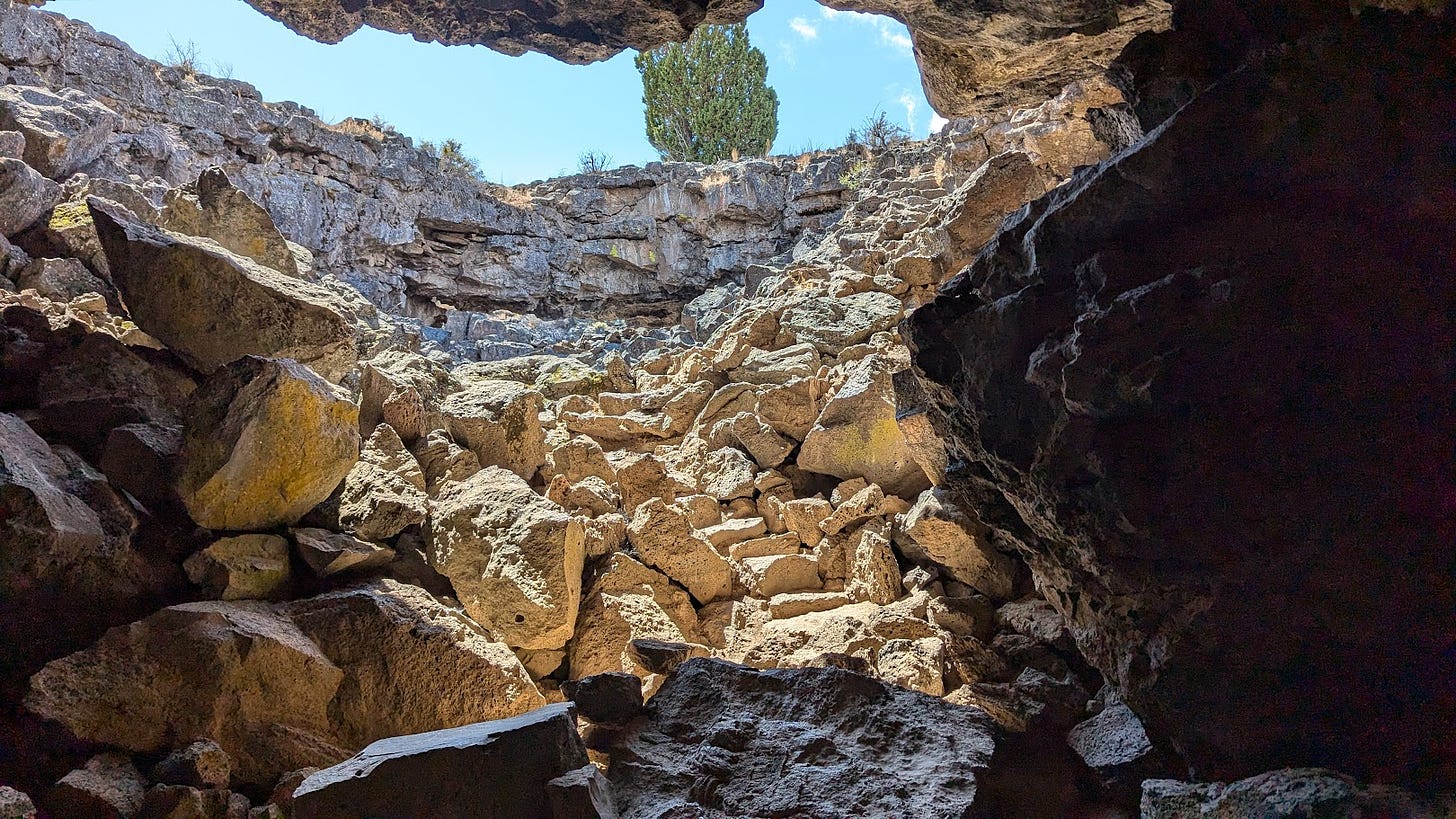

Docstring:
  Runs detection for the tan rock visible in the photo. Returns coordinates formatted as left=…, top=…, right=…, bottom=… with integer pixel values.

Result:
left=569, top=554, right=699, bottom=678
left=700, top=515, right=767, bottom=551
left=290, top=528, right=396, bottom=578
left=712, top=411, right=794, bottom=469
left=782, top=498, right=832, bottom=548
left=728, top=342, right=820, bottom=385
left=846, top=521, right=902, bottom=606
left=696, top=597, right=773, bottom=661
left=577, top=513, right=627, bottom=558
left=736, top=554, right=822, bottom=599
left=674, top=493, right=723, bottom=529
left=728, top=532, right=801, bottom=560
left=176, top=357, right=360, bottom=531
left=767, top=591, right=851, bottom=619
left=159, top=167, right=301, bottom=278
left=49, top=754, right=146, bottom=819
left=821, top=483, right=886, bottom=536
left=755, top=378, right=823, bottom=442
left=338, top=424, right=429, bottom=542
left=780, top=292, right=902, bottom=355
left=542, top=434, right=615, bottom=485
left=738, top=602, right=937, bottom=672
left=797, top=355, right=932, bottom=498
left=545, top=474, right=619, bottom=517
left=877, top=637, right=946, bottom=696
left=627, top=498, right=731, bottom=605
left=184, top=534, right=291, bottom=601
left=614, top=453, right=680, bottom=515
left=380, top=385, right=424, bottom=443
left=89, top=198, right=356, bottom=383
left=410, top=429, right=481, bottom=493
left=896, top=488, right=1017, bottom=600
left=440, top=380, right=546, bottom=481
left=357, top=350, right=458, bottom=437
left=427, top=467, right=585, bottom=650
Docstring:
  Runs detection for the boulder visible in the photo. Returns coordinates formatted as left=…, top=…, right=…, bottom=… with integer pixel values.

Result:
left=569, top=554, right=699, bottom=679
left=150, top=739, right=234, bottom=789
left=1141, top=769, right=1450, bottom=819
left=560, top=672, right=643, bottom=725
left=610, top=659, right=1000, bottom=818
left=844, top=521, right=902, bottom=606
left=0, top=787, right=35, bottom=819
left=48, top=754, right=146, bottom=819
left=410, top=428, right=480, bottom=492
left=88, top=198, right=356, bottom=382
left=292, top=704, right=588, bottom=819
left=427, top=467, right=585, bottom=650
left=542, top=434, right=615, bottom=485
left=159, top=167, right=301, bottom=277
left=735, top=554, right=821, bottom=599
left=896, top=488, right=1017, bottom=600
left=183, top=534, right=292, bottom=601
left=290, top=528, right=395, bottom=578
left=779, top=291, right=902, bottom=355
left=547, top=766, right=618, bottom=819
left=14, top=257, right=108, bottom=302
left=175, top=356, right=359, bottom=531
left=439, top=380, right=546, bottom=480
left=1066, top=696, right=1160, bottom=789
left=0, top=157, right=59, bottom=237
left=337, top=424, right=428, bottom=542
left=798, top=355, right=932, bottom=498
left=0, top=86, right=119, bottom=179
left=138, top=785, right=251, bottom=818
left=99, top=423, right=181, bottom=506
left=626, top=498, right=731, bottom=605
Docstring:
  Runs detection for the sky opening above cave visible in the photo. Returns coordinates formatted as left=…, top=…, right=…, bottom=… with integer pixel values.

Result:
left=56, top=0, right=942, bottom=185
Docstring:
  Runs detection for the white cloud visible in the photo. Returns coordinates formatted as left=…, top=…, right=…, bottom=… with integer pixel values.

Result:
left=880, top=26, right=912, bottom=52
left=929, top=113, right=949, bottom=134
left=788, top=16, right=819, bottom=40
left=776, top=40, right=798, bottom=68
left=815, top=7, right=913, bottom=54
left=898, top=91, right=918, bottom=132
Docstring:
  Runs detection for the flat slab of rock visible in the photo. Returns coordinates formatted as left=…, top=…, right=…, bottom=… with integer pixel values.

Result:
left=610, top=658, right=1000, bottom=818
left=292, top=703, right=588, bottom=819
left=89, top=197, right=356, bottom=382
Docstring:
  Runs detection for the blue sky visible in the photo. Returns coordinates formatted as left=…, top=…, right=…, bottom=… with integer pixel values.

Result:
left=56, top=0, right=943, bottom=184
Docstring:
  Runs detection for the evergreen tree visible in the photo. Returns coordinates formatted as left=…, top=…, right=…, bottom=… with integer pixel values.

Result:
left=635, top=24, right=778, bottom=163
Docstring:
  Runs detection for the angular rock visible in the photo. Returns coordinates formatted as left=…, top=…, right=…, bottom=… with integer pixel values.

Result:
left=89, top=198, right=356, bottom=382
left=175, top=356, right=359, bottom=531
left=439, top=380, right=546, bottom=480
left=290, top=528, right=395, bottom=578
left=798, top=355, right=932, bottom=498
left=1067, top=697, right=1158, bottom=788
left=569, top=554, right=698, bottom=679
left=183, top=534, right=292, bottom=601
left=48, top=753, right=146, bottom=819
left=560, top=672, right=643, bottom=725
left=845, top=521, right=902, bottom=606
left=337, top=424, right=428, bottom=542
left=410, top=429, right=480, bottom=493
left=625, top=639, right=704, bottom=677
left=610, top=659, right=1000, bottom=818
left=876, top=636, right=946, bottom=696
left=292, top=704, right=588, bottom=819
left=780, top=291, right=901, bottom=355
left=0, top=157, right=59, bottom=237
left=15, top=257, right=108, bottom=303
left=897, top=488, right=1017, bottom=600
left=99, top=423, right=180, bottom=507
left=735, top=554, right=821, bottom=599
left=159, top=167, right=301, bottom=278
left=1141, top=769, right=1450, bottom=819
left=542, top=434, right=615, bottom=485
left=139, top=785, right=251, bottom=819
left=150, top=739, right=234, bottom=789
left=626, top=498, right=731, bottom=605
left=427, top=466, right=585, bottom=650
left=0, top=787, right=35, bottom=819
left=0, top=85, right=119, bottom=179
left=546, top=765, right=618, bottom=819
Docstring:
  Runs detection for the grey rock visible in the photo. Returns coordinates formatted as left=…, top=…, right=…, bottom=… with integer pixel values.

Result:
left=560, top=672, right=643, bottom=725
left=0, top=787, right=34, bottom=819
left=48, top=753, right=147, bottom=819
left=1142, top=769, right=1452, bottom=819
left=292, top=703, right=588, bottom=819
left=0, top=156, right=59, bottom=236
left=546, top=766, right=618, bottom=819
left=0, top=85, right=120, bottom=179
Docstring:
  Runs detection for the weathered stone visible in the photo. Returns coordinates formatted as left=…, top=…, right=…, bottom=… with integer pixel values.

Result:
left=625, top=639, right=705, bottom=677
left=542, top=434, right=615, bottom=485
left=546, top=765, right=618, bottom=819
left=896, top=488, right=1017, bottom=600
left=876, top=636, right=946, bottom=696
left=0, top=787, right=35, bottom=819
left=49, top=754, right=146, bottom=819
left=439, top=380, right=546, bottom=481
left=183, top=534, right=292, bottom=601
left=780, top=497, right=831, bottom=549
left=626, top=498, right=731, bottom=605
left=14, top=257, right=105, bottom=304
left=820, top=483, right=885, bottom=536
left=1067, top=696, right=1158, bottom=787
left=845, top=521, right=901, bottom=606
left=292, top=704, right=588, bottom=819
left=89, top=198, right=356, bottom=382
left=0, top=156, right=59, bottom=236
left=175, top=356, right=359, bottom=531
left=427, top=466, right=585, bottom=650
left=139, top=785, right=251, bottom=819
left=780, top=291, right=902, bottom=355
left=290, top=528, right=396, bottom=577
left=799, top=355, right=931, bottom=498
left=735, top=554, right=822, bottom=599
left=728, top=531, right=801, bottom=560
left=613, top=453, right=678, bottom=515
left=159, top=167, right=301, bottom=277
left=611, top=659, right=1000, bottom=818
left=560, top=672, right=643, bottom=725
left=766, top=591, right=851, bottom=620
left=1141, top=769, right=1451, bottom=819
left=0, top=85, right=119, bottom=179
left=409, top=428, right=480, bottom=492
left=338, top=424, right=428, bottom=542
left=151, top=739, right=233, bottom=789
left=378, top=384, right=423, bottom=443
left=569, top=554, right=698, bottom=679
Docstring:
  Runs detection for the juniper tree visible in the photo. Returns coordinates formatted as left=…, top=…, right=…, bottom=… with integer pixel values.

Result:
left=635, top=23, right=778, bottom=164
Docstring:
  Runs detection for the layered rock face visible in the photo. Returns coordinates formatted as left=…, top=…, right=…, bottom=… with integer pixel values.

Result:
left=906, top=7, right=1456, bottom=787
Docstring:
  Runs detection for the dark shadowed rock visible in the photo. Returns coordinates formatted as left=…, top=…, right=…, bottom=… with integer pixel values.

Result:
left=1141, top=768, right=1454, bottom=819
left=560, top=673, right=643, bottom=725
left=290, top=528, right=395, bottom=578
left=99, top=423, right=181, bottom=507
left=150, top=739, right=233, bottom=789
left=0, top=786, right=35, bottom=819
left=47, top=753, right=146, bottom=819
left=905, top=14, right=1456, bottom=784
left=1066, top=696, right=1160, bottom=789
left=609, top=658, right=1001, bottom=818
left=88, top=197, right=356, bottom=382
left=291, top=703, right=588, bottom=819
left=138, top=785, right=251, bottom=819
left=547, top=766, right=618, bottom=819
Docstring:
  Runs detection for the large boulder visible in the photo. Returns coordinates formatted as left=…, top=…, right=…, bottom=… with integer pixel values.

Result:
left=568, top=554, right=699, bottom=679
left=0, top=86, right=119, bottom=179
left=88, top=197, right=356, bottom=382
left=798, top=354, right=932, bottom=498
left=904, top=17, right=1456, bottom=784
left=292, top=704, right=588, bottom=819
left=626, top=498, right=731, bottom=605
left=159, top=167, right=303, bottom=277
left=439, top=380, right=546, bottom=480
left=609, top=659, right=1001, bottom=818
left=0, top=157, right=58, bottom=237
left=25, top=580, right=543, bottom=786
left=337, top=424, right=429, bottom=542
left=896, top=488, right=1017, bottom=600
left=427, top=466, right=585, bottom=650
left=175, top=356, right=359, bottom=531
left=779, top=291, right=902, bottom=355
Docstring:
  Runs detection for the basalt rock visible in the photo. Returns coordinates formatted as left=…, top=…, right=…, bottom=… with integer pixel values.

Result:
left=905, top=13, right=1456, bottom=785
